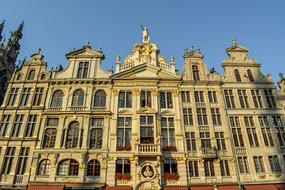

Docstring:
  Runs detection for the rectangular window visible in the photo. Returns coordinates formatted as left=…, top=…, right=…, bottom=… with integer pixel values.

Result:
left=160, top=92, right=173, bottom=108
left=237, top=157, right=250, bottom=174
left=268, top=155, right=281, bottom=172
left=46, top=118, right=59, bottom=126
left=181, top=91, right=190, bottom=103
left=230, top=117, right=244, bottom=147
left=244, top=116, right=259, bottom=147
left=164, top=159, right=177, bottom=174
left=208, top=91, right=217, bottom=103
left=7, top=88, right=19, bottom=106
left=188, top=160, right=199, bottom=177
left=194, top=91, right=204, bottom=102
left=200, top=132, right=211, bottom=148
left=0, top=115, right=11, bottom=137
left=272, top=116, right=283, bottom=127
left=186, top=132, right=196, bottom=151
left=253, top=156, right=265, bottom=173
left=211, top=108, right=221, bottom=125
left=32, top=87, right=43, bottom=106
left=215, top=132, right=226, bottom=150
left=16, top=147, right=30, bottom=175
left=19, top=88, right=31, bottom=106
left=264, top=89, right=276, bottom=108
left=11, top=115, right=24, bottom=137
left=43, top=128, right=57, bottom=148
left=24, top=115, right=37, bottom=137
left=117, top=117, right=132, bottom=150
left=220, top=160, right=230, bottom=176
left=197, top=108, right=208, bottom=125
left=204, top=160, right=215, bottom=177
left=77, top=62, right=89, bottom=78
left=1, top=147, right=16, bottom=174
left=251, top=90, right=263, bottom=108
left=116, top=159, right=131, bottom=175
left=118, top=91, right=132, bottom=108
left=89, top=118, right=103, bottom=149
left=238, top=90, right=249, bottom=108
left=224, top=90, right=235, bottom=108
left=259, top=116, right=274, bottom=146
left=140, top=115, right=154, bottom=143
left=274, top=127, right=285, bottom=146
left=161, top=117, right=175, bottom=149
left=140, top=91, right=151, bottom=107
left=183, top=108, right=193, bottom=126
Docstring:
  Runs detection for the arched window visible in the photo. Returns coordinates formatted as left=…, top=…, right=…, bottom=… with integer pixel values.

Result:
left=16, top=74, right=22, bottom=81
left=192, top=65, right=200, bottom=81
left=66, top=121, right=79, bottom=148
left=247, top=69, right=254, bottom=82
left=57, top=159, right=79, bottom=176
left=72, top=89, right=84, bottom=106
left=93, top=90, right=106, bottom=108
left=87, top=159, right=100, bottom=176
left=40, top=73, right=46, bottom=80
left=50, top=90, right=64, bottom=107
left=234, top=69, right=241, bottom=82
left=27, top=70, right=35, bottom=80
left=37, top=159, right=51, bottom=176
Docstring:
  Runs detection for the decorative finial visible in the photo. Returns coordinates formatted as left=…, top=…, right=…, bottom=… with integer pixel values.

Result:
left=189, top=45, right=194, bottom=53
left=72, top=48, right=75, bottom=51
left=279, top=72, right=284, bottom=80
left=141, top=25, right=150, bottom=43
left=184, top=48, right=188, bottom=54
left=36, top=48, right=41, bottom=54
left=170, top=56, right=175, bottom=64
left=196, top=49, right=201, bottom=54
left=84, top=41, right=91, bottom=48
left=232, top=38, right=237, bottom=46
left=116, top=55, right=121, bottom=63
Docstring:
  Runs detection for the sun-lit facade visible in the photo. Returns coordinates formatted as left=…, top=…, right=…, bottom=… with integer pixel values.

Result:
left=0, top=32, right=285, bottom=190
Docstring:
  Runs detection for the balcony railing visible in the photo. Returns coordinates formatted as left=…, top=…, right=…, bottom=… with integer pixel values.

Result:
left=198, top=125, right=209, bottom=131
left=91, top=107, right=106, bottom=111
left=48, top=107, right=62, bottom=111
left=235, top=147, right=247, bottom=156
left=196, top=102, right=206, bottom=108
left=68, top=106, right=86, bottom=111
left=14, top=175, right=23, bottom=184
left=136, top=143, right=160, bottom=154
left=201, top=147, right=218, bottom=159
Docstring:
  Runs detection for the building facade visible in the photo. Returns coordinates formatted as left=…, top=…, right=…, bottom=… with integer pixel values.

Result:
left=0, top=20, right=24, bottom=105
left=0, top=31, right=285, bottom=190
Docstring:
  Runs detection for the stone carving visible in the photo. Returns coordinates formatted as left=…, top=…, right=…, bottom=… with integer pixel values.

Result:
left=81, top=152, right=88, bottom=165
left=142, top=165, right=154, bottom=178
left=141, top=25, right=150, bottom=43
left=53, top=153, right=59, bottom=165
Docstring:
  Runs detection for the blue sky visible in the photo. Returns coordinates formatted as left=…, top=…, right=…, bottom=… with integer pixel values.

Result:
left=1, top=0, right=284, bottom=82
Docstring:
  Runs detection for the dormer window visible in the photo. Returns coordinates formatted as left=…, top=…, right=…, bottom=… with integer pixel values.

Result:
left=27, top=70, right=35, bottom=80
left=192, top=65, right=200, bottom=81
left=234, top=69, right=241, bottom=82
left=77, top=62, right=89, bottom=78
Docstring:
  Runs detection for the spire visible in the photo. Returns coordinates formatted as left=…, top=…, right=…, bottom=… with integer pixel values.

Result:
left=0, top=20, right=5, bottom=41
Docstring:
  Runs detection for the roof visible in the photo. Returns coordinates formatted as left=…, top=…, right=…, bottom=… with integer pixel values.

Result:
left=65, top=45, right=105, bottom=59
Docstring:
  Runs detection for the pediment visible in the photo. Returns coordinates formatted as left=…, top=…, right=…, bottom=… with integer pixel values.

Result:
left=226, top=45, right=248, bottom=53
left=66, top=47, right=104, bottom=59
left=112, top=63, right=180, bottom=80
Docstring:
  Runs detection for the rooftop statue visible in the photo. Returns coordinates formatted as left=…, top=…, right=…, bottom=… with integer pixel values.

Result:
left=141, top=25, right=150, bottom=43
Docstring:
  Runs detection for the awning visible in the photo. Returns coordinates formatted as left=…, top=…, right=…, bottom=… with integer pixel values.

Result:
left=275, top=184, right=285, bottom=190
left=217, top=185, right=239, bottom=190
left=164, top=186, right=189, bottom=190
left=106, top=186, right=133, bottom=190
left=27, top=185, right=65, bottom=190
left=190, top=186, right=213, bottom=190
left=244, top=184, right=278, bottom=190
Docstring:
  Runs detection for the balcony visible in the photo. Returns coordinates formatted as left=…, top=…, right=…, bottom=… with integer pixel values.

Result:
left=135, top=143, right=161, bottom=156
left=14, top=175, right=23, bottom=184
left=201, top=147, right=218, bottom=159
left=68, top=106, right=86, bottom=111
left=91, top=107, right=106, bottom=111
left=196, top=102, right=206, bottom=108
left=47, top=107, right=62, bottom=111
